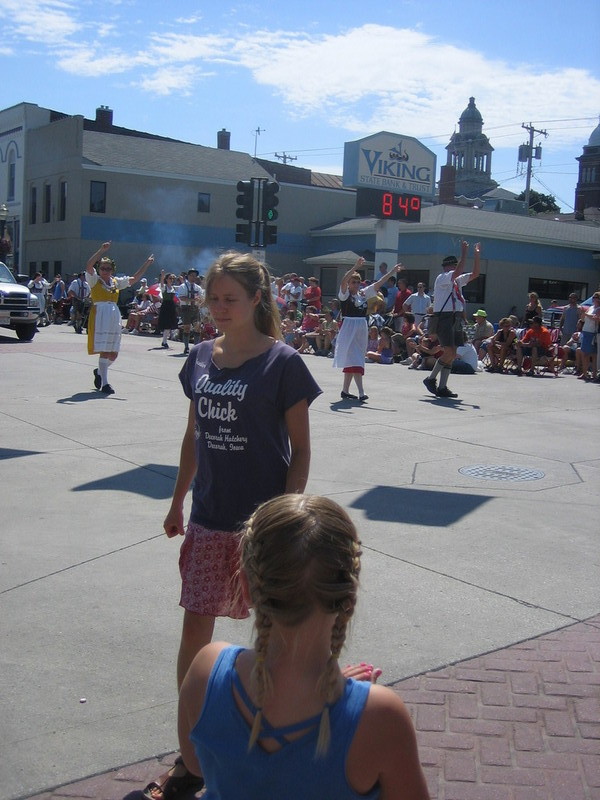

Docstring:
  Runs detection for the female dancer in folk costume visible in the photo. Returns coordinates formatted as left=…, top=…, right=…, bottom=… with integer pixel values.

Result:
left=157, top=270, right=179, bottom=349
left=86, top=241, right=154, bottom=395
left=178, top=494, right=430, bottom=799
left=334, top=259, right=405, bottom=402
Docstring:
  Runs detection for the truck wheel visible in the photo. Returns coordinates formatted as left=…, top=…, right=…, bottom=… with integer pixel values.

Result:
left=15, top=323, right=37, bottom=341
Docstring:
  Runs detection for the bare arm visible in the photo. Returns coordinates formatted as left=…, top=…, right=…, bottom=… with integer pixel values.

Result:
left=284, top=399, right=311, bottom=494
left=451, top=240, right=469, bottom=281
left=129, top=254, right=154, bottom=286
left=163, top=401, right=197, bottom=538
left=86, top=241, right=111, bottom=275
left=466, top=242, right=481, bottom=283
left=371, top=263, right=405, bottom=294
left=340, top=257, right=365, bottom=294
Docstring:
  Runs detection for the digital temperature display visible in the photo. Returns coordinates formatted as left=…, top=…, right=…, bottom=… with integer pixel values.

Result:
left=355, top=188, right=422, bottom=222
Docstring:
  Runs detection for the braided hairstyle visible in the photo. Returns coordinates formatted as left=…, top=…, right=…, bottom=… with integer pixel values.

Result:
left=205, top=251, right=282, bottom=339
left=241, top=494, right=362, bottom=755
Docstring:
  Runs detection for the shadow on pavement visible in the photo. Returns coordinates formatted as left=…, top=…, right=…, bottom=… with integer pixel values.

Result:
left=72, top=463, right=178, bottom=498
left=57, top=392, right=124, bottom=404
left=351, top=485, right=492, bottom=526
left=0, top=447, right=43, bottom=460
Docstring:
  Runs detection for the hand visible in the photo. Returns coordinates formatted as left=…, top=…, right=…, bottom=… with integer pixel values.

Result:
left=342, top=662, right=382, bottom=683
left=355, top=257, right=365, bottom=268
left=163, top=506, right=185, bottom=538
left=146, top=254, right=155, bottom=264
left=474, top=242, right=481, bottom=255
left=461, top=240, right=469, bottom=254
left=394, top=262, right=406, bottom=272
left=101, top=241, right=111, bottom=252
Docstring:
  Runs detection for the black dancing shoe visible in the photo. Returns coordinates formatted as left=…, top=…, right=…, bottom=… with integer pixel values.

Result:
left=93, top=368, right=102, bottom=390
left=341, top=391, right=358, bottom=400
left=423, top=377, right=437, bottom=395
left=435, top=386, right=458, bottom=398
left=101, top=384, right=115, bottom=395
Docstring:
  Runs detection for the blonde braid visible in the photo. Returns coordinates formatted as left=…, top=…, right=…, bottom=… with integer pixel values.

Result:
left=315, top=609, right=352, bottom=756
left=248, top=606, right=273, bottom=751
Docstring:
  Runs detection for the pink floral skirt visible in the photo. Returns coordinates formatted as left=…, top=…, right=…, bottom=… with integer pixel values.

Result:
left=179, top=521, right=250, bottom=619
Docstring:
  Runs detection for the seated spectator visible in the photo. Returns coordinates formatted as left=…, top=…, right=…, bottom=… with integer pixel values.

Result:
left=485, top=317, right=517, bottom=372
left=329, top=298, right=341, bottom=322
left=471, top=310, right=494, bottom=352
left=515, top=316, right=553, bottom=375
left=367, top=325, right=379, bottom=353
left=287, top=300, right=303, bottom=324
left=451, top=343, right=479, bottom=374
left=409, top=333, right=443, bottom=370
left=391, top=312, right=418, bottom=361
left=281, top=310, right=298, bottom=347
left=295, top=306, right=321, bottom=353
left=366, top=326, right=394, bottom=364
left=559, top=319, right=583, bottom=372
left=304, top=309, right=338, bottom=356
left=125, top=292, right=153, bottom=332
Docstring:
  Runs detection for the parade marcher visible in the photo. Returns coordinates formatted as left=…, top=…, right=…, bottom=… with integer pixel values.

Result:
left=86, top=241, right=153, bottom=395
left=67, top=272, right=91, bottom=333
left=423, top=241, right=481, bottom=399
left=158, top=270, right=179, bottom=348
left=177, top=268, right=203, bottom=355
left=334, top=259, right=404, bottom=402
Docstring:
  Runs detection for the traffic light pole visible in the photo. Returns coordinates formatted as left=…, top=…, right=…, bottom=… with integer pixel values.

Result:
left=235, top=178, right=279, bottom=248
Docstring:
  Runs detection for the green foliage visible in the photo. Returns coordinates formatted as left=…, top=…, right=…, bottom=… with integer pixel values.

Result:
left=516, top=190, right=560, bottom=214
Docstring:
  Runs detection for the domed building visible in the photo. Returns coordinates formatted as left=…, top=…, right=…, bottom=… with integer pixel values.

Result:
left=445, top=97, right=498, bottom=199
left=575, top=118, right=600, bottom=216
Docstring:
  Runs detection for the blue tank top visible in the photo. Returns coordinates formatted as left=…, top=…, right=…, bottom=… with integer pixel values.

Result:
left=190, top=646, right=381, bottom=800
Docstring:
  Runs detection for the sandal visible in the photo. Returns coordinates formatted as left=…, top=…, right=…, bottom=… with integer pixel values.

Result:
left=143, top=756, right=204, bottom=800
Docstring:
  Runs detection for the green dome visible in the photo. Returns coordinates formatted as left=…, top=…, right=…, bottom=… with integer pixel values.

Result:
left=588, top=120, right=600, bottom=147
left=460, top=97, right=483, bottom=123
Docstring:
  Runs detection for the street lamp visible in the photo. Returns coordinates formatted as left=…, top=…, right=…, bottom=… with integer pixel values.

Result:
left=0, top=204, right=7, bottom=239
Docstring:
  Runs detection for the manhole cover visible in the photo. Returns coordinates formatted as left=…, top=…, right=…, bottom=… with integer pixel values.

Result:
left=458, top=465, right=545, bottom=482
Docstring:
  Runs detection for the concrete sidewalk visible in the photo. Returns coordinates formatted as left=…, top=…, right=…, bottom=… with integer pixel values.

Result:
left=23, top=614, right=600, bottom=800
left=1, top=323, right=598, bottom=800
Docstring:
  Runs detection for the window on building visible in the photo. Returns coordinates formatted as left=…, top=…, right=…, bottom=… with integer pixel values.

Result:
left=53, top=260, right=62, bottom=277
left=528, top=278, right=588, bottom=302
left=462, top=274, right=486, bottom=305
left=8, top=151, right=16, bottom=201
left=59, top=181, right=67, bottom=221
left=90, top=181, right=106, bottom=213
left=43, top=183, right=51, bottom=223
left=30, top=187, right=37, bottom=224
left=197, top=192, right=211, bottom=213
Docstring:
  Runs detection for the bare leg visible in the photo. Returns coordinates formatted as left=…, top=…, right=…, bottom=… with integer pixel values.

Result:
left=177, top=610, right=215, bottom=689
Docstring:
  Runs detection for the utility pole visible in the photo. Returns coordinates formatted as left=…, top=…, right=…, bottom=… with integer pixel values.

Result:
left=274, top=152, right=297, bottom=165
left=253, top=127, right=265, bottom=158
left=521, top=123, right=548, bottom=211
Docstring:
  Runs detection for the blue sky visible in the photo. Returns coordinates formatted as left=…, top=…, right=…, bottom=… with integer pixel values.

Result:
left=3, top=0, right=599, bottom=211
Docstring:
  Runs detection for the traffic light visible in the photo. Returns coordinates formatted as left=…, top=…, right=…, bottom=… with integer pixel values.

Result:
left=262, top=181, right=279, bottom=222
left=235, top=223, right=251, bottom=244
left=236, top=180, right=253, bottom=221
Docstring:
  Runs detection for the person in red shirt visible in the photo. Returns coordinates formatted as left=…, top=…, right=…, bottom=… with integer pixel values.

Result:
left=303, top=276, right=322, bottom=311
left=391, top=276, right=412, bottom=331
left=515, top=316, right=552, bottom=375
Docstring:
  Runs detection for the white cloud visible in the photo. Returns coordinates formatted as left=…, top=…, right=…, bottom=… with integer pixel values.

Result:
left=4, top=0, right=81, bottom=43
left=134, top=65, right=208, bottom=96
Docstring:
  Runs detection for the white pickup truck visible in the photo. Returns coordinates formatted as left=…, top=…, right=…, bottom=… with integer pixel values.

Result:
left=0, top=261, right=40, bottom=340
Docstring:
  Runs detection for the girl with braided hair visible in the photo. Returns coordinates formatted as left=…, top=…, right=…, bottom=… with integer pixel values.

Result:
left=178, top=494, right=429, bottom=799
left=144, top=252, right=322, bottom=800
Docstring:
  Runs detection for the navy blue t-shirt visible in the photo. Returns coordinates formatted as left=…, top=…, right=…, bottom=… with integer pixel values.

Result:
left=179, top=339, right=322, bottom=532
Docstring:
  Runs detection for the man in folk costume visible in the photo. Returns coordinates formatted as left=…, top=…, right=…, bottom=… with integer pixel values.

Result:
left=423, top=241, right=481, bottom=399
left=86, top=241, right=154, bottom=395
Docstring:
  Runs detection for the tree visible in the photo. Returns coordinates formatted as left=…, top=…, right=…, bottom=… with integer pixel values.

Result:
left=516, top=190, right=560, bottom=214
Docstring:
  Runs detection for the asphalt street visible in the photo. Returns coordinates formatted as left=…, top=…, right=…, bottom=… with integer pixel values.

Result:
left=1, top=323, right=598, bottom=800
